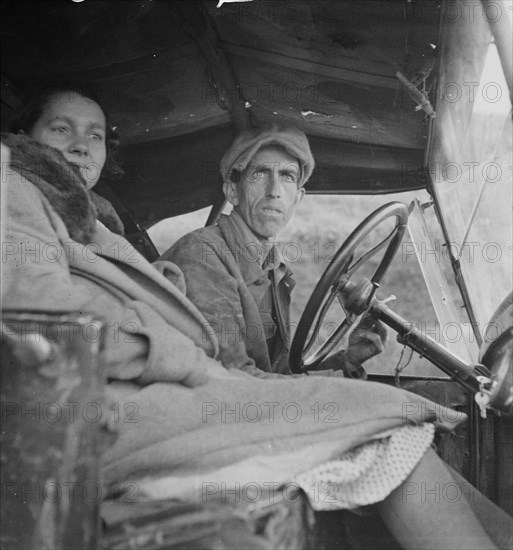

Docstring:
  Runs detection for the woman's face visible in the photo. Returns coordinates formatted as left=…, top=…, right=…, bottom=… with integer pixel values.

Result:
left=28, top=92, right=107, bottom=189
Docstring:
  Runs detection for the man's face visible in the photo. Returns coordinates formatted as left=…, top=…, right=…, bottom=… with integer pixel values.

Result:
left=224, top=145, right=305, bottom=240
left=28, top=92, right=107, bottom=189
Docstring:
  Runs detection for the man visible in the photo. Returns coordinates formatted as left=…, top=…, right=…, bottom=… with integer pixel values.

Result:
left=161, top=125, right=386, bottom=377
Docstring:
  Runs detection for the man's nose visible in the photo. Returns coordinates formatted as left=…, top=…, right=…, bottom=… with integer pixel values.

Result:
left=266, top=171, right=281, bottom=197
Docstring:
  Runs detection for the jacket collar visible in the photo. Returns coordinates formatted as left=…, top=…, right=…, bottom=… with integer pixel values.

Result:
left=217, top=210, right=286, bottom=284
left=2, top=132, right=123, bottom=243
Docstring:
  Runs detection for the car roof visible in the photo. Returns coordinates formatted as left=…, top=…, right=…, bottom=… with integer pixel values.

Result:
left=1, top=0, right=438, bottom=227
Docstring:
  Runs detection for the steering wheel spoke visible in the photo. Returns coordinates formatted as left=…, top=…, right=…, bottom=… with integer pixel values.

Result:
left=303, top=285, right=352, bottom=364
left=289, top=202, right=409, bottom=373
left=347, top=229, right=397, bottom=277
left=304, top=288, right=337, bottom=354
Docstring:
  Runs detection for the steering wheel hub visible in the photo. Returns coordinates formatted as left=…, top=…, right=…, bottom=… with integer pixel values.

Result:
left=340, top=278, right=377, bottom=316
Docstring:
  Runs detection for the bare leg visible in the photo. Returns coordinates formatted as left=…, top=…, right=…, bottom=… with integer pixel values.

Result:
left=377, top=448, right=498, bottom=550
left=444, top=464, right=513, bottom=550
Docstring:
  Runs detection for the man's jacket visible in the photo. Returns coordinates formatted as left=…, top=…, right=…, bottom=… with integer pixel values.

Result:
left=162, top=211, right=296, bottom=377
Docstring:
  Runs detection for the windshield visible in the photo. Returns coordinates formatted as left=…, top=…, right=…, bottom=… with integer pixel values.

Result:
left=428, top=0, right=512, bottom=338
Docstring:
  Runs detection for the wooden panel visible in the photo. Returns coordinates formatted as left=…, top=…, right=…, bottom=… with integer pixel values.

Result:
left=209, top=0, right=438, bottom=80
left=495, top=416, right=513, bottom=516
left=228, top=54, right=429, bottom=149
left=0, top=1, right=191, bottom=75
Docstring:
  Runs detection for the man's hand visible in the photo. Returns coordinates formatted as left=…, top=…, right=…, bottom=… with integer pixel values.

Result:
left=315, top=314, right=387, bottom=379
left=345, top=313, right=388, bottom=365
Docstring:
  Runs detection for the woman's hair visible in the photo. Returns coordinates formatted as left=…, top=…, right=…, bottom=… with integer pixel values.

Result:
left=8, top=81, right=123, bottom=180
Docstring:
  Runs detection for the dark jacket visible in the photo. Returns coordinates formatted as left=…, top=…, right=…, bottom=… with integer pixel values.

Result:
left=162, top=211, right=298, bottom=377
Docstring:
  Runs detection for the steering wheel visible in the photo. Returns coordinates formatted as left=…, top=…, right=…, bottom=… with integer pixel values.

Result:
left=289, top=202, right=409, bottom=373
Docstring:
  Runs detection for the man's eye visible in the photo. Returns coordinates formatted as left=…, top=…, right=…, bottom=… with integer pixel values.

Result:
left=51, top=126, right=69, bottom=134
left=284, top=174, right=297, bottom=183
left=90, top=133, right=105, bottom=141
left=249, top=170, right=265, bottom=182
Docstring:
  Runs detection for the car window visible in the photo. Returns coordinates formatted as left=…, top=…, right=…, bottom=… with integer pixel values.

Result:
left=428, top=4, right=513, bottom=331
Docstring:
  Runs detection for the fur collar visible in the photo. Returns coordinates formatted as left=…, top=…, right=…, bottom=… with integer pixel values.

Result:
left=2, top=133, right=124, bottom=244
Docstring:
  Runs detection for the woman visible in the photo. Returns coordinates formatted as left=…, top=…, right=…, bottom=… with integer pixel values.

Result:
left=2, top=83, right=511, bottom=550
left=7, top=82, right=125, bottom=234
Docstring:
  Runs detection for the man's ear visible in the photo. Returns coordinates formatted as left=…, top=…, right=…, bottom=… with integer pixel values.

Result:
left=295, top=187, right=306, bottom=206
left=223, top=181, right=240, bottom=206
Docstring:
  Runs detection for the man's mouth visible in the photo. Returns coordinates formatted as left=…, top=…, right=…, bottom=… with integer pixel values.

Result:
left=261, top=206, right=283, bottom=215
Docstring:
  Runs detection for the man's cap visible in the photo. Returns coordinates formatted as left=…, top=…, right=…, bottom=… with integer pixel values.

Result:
left=220, top=124, right=315, bottom=188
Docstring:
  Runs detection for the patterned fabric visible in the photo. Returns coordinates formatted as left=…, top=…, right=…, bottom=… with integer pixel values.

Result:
left=295, top=423, right=435, bottom=511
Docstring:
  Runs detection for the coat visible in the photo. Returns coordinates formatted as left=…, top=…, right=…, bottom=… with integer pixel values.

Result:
left=1, top=134, right=467, bottom=504
left=161, top=211, right=295, bottom=377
